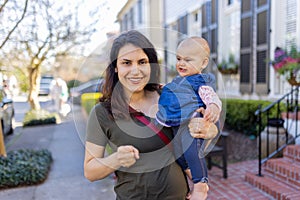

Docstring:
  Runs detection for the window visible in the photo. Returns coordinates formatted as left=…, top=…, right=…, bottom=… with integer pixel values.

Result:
left=123, top=14, right=128, bottom=31
left=228, top=0, right=233, bottom=5
left=240, top=53, right=251, bottom=83
left=241, top=17, right=251, bottom=48
left=241, top=0, right=251, bottom=13
left=211, top=0, right=216, bottom=24
left=257, top=11, right=267, bottom=45
left=130, top=8, right=134, bottom=29
left=257, top=0, right=267, bottom=7
left=256, top=51, right=267, bottom=83
left=201, top=1, right=218, bottom=57
left=211, top=29, right=217, bottom=53
left=138, top=0, right=142, bottom=24
left=202, top=4, right=207, bottom=27
left=194, top=13, right=198, bottom=22
left=178, top=15, right=188, bottom=35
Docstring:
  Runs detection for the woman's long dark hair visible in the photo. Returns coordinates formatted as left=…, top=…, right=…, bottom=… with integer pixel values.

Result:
left=100, top=30, right=161, bottom=118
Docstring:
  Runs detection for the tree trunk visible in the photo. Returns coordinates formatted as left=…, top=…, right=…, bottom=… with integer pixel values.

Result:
left=28, top=64, right=41, bottom=110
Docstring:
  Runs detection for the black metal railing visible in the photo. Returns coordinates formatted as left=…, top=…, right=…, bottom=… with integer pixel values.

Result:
left=255, top=86, right=299, bottom=176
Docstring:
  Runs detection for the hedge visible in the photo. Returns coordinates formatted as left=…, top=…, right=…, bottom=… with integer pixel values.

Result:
left=23, top=109, right=60, bottom=126
left=0, top=149, right=52, bottom=189
left=81, top=93, right=102, bottom=114
left=223, top=99, right=284, bottom=136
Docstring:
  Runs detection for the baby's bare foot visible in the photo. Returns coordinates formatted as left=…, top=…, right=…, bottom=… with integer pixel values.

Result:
left=190, top=182, right=209, bottom=200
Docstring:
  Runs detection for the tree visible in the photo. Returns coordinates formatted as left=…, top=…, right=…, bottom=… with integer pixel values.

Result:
left=4, top=0, right=100, bottom=109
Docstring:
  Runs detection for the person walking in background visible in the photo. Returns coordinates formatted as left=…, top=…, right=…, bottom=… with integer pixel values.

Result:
left=156, top=36, right=221, bottom=200
left=83, top=30, right=219, bottom=200
left=50, top=77, right=70, bottom=116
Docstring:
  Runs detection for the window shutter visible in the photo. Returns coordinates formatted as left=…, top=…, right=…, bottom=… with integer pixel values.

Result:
left=240, top=0, right=253, bottom=94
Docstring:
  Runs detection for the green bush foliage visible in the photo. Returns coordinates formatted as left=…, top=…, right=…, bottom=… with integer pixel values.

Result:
left=67, top=79, right=82, bottom=89
left=81, top=93, right=102, bottom=114
left=0, top=149, right=52, bottom=189
left=223, top=99, right=283, bottom=136
left=23, top=109, right=60, bottom=126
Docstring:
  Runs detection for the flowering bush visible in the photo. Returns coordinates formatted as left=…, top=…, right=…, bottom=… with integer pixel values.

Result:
left=272, top=46, right=300, bottom=83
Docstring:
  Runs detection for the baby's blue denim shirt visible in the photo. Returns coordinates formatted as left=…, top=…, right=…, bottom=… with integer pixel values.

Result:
left=156, top=73, right=216, bottom=127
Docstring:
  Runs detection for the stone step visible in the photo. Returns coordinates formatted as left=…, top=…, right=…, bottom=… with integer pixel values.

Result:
left=283, top=144, right=300, bottom=163
left=245, top=172, right=300, bottom=200
left=264, top=158, right=300, bottom=189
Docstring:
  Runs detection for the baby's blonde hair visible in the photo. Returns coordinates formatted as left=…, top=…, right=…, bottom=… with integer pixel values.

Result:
left=180, top=36, right=210, bottom=58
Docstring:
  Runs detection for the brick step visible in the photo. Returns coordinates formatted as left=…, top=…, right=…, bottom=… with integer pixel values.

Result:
left=245, top=172, right=300, bottom=200
left=264, top=157, right=300, bottom=189
left=283, top=144, right=300, bottom=163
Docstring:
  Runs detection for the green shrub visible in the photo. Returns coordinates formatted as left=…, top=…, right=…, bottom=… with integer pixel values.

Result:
left=67, top=79, right=82, bottom=89
left=223, top=99, right=283, bottom=136
left=81, top=93, right=102, bottom=114
left=0, top=149, right=52, bottom=189
left=23, top=109, right=60, bottom=126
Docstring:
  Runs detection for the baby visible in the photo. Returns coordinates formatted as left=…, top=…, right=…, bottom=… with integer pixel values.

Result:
left=156, top=37, right=222, bottom=200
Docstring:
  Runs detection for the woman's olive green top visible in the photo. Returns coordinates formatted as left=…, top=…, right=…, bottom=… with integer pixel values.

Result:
left=86, top=102, right=188, bottom=200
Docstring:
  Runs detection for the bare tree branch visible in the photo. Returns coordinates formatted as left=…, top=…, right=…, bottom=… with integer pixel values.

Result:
left=4, top=0, right=102, bottom=109
left=0, top=0, right=9, bottom=13
left=0, top=0, right=29, bottom=49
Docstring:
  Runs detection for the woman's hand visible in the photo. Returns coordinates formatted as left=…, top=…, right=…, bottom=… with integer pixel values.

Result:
left=117, top=145, right=140, bottom=168
left=188, top=117, right=218, bottom=140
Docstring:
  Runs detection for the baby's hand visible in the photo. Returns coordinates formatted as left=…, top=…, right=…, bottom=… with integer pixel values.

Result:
left=202, top=104, right=220, bottom=123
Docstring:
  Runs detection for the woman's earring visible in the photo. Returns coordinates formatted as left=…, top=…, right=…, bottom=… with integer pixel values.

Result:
left=115, top=68, right=118, bottom=73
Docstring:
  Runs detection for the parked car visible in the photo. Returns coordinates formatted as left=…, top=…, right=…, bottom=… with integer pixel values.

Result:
left=0, top=88, right=14, bottom=137
left=38, top=75, right=54, bottom=96
left=70, top=79, right=104, bottom=104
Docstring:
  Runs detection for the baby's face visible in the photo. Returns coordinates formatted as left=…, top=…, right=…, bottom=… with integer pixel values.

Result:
left=176, top=41, right=208, bottom=77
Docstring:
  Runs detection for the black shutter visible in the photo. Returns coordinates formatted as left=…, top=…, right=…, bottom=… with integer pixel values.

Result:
left=240, top=0, right=253, bottom=93
left=255, top=1, right=270, bottom=94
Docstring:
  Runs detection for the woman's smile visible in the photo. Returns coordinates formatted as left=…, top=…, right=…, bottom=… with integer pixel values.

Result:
left=127, top=76, right=145, bottom=84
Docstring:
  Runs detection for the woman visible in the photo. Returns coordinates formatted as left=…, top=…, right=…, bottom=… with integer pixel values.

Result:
left=84, top=30, right=218, bottom=200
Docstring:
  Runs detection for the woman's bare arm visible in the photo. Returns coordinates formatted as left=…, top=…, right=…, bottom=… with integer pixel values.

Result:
left=84, top=142, right=139, bottom=182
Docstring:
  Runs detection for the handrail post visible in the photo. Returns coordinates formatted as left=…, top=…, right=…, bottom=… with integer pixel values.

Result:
left=295, top=86, right=299, bottom=138
left=257, top=105, right=263, bottom=177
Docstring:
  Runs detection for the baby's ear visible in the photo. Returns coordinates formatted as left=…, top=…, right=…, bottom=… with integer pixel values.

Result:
left=201, top=58, right=209, bottom=69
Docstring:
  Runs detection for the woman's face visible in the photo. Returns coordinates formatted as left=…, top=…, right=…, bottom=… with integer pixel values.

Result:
left=116, top=43, right=151, bottom=95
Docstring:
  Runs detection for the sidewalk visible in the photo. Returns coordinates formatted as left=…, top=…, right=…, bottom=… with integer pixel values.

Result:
left=1, top=100, right=116, bottom=200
